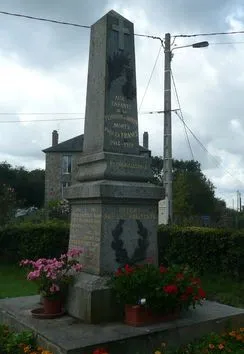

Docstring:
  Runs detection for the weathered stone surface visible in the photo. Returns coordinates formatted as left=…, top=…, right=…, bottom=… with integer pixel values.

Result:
left=75, top=152, right=153, bottom=182
left=65, top=273, right=121, bottom=323
left=0, top=296, right=244, bottom=354
left=67, top=188, right=160, bottom=275
left=64, top=9, right=163, bottom=323
left=83, top=10, right=139, bottom=155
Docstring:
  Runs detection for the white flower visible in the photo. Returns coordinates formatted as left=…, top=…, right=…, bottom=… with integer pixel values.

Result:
left=139, top=298, right=146, bottom=305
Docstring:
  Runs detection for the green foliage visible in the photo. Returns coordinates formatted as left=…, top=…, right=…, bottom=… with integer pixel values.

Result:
left=108, top=264, right=206, bottom=313
left=0, top=161, right=45, bottom=208
left=0, top=184, right=16, bottom=226
left=0, top=221, right=69, bottom=263
left=158, top=226, right=244, bottom=280
left=47, top=199, right=71, bottom=221
left=171, top=329, right=244, bottom=354
left=151, top=157, right=225, bottom=224
left=0, top=325, right=36, bottom=354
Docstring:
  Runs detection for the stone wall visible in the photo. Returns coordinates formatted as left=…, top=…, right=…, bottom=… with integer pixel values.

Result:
left=44, top=152, right=81, bottom=207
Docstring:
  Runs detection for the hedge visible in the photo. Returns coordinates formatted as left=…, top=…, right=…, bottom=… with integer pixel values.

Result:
left=1, top=222, right=243, bottom=280
left=158, top=226, right=244, bottom=280
left=0, top=221, right=69, bottom=263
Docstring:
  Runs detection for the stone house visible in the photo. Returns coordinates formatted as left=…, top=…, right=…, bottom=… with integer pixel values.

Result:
left=43, top=130, right=150, bottom=206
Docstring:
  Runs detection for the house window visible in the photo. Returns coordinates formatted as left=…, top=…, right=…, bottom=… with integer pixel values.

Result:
left=62, top=155, right=72, bottom=174
left=62, top=182, right=71, bottom=198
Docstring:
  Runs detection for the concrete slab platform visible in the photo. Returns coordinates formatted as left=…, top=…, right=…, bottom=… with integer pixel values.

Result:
left=0, top=296, right=243, bottom=354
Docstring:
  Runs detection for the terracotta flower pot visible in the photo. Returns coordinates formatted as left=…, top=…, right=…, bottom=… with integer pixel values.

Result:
left=124, top=304, right=180, bottom=326
left=43, top=297, right=63, bottom=314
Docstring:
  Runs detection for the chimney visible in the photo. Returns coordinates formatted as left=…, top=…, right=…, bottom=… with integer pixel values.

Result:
left=52, top=130, right=59, bottom=146
left=143, top=131, right=149, bottom=149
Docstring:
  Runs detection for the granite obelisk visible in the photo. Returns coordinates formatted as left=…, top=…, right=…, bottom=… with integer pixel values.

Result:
left=65, top=10, right=163, bottom=323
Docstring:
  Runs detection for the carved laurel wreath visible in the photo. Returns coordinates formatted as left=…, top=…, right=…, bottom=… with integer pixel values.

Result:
left=111, top=219, right=149, bottom=266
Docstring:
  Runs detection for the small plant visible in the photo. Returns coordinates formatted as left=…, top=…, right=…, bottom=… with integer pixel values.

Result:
left=48, top=199, right=71, bottom=221
left=0, top=324, right=53, bottom=354
left=20, top=248, right=83, bottom=299
left=109, top=263, right=206, bottom=313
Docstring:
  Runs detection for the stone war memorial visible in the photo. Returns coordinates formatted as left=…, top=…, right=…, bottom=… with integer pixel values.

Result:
left=0, top=10, right=243, bottom=354
left=64, top=9, right=163, bottom=324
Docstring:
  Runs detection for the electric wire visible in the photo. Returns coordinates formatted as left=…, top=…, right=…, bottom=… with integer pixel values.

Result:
left=171, top=71, right=194, bottom=160
left=0, top=10, right=161, bottom=40
left=173, top=29, right=244, bottom=38
left=138, top=44, right=162, bottom=112
left=174, top=110, right=244, bottom=187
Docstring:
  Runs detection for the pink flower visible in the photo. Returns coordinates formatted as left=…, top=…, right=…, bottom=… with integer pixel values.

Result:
left=27, top=270, right=40, bottom=280
left=67, top=248, right=83, bottom=258
left=73, top=264, right=82, bottom=272
left=50, top=284, right=60, bottom=293
left=20, top=259, right=30, bottom=266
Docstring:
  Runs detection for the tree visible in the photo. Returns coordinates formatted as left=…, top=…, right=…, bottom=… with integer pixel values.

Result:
left=151, top=157, right=217, bottom=221
left=0, top=184, right=16, bottom=225
left=0, top=162, right=45, bottom=208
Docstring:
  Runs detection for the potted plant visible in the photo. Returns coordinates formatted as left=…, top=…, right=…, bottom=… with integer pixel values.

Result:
left=20, top=248, right=83, bottom=315
left=108, top=263, right=206, bottom=326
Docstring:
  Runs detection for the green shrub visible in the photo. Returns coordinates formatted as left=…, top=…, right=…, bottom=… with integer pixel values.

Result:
left=158, top=226, right=244, bottom=280
left=0, top=221, right=69, bottom=263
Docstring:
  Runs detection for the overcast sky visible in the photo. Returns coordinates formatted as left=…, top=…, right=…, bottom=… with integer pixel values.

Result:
left=0, top=0, right=244, bottom=207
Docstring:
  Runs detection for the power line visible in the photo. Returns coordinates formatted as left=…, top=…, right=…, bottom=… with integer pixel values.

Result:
left=0, top=112, right=84, bottom=115
left=171, top=71, right=194, bottom=160
left=174, top=29, right=244, bottom=38
left=0, top=117, right=85, bottom=123
left=0, top=10, right=160, bottom=40
left=174, top=110, right=244, bottom=187
left=139, top=44, right=162, bottom=112
left=0, top=10, right=90, bottom=28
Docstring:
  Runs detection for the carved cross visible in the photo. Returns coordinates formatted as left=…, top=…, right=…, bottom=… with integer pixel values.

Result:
left=112, top=18, right=130, bottom=50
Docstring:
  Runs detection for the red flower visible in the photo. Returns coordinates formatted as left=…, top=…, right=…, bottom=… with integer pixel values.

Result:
left=180, top=293, right=189, bottom=301
left=198, top=288, right=206, bottom=299
left=115, top=268, right=123, bottom=276
left=93, top=349, right=108, bottom=354
left=176, top=273, right=184, bottom=281
left=185, top=286, right=194, bottom=295
left=159, top=265, right=168, bottom=274
left=124, top=264, right=134, bottom=274
left=163, top=284, right=178, bottom=294
left=191, top=277, right=201, bottom=286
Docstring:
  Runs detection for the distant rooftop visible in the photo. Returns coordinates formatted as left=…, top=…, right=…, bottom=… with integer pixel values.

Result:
left=43, top=134, right=150, bottom=155
left=43, top=135, right=84, bottom=153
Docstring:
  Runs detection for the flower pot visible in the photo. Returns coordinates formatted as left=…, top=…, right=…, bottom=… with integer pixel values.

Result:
left=124, top=304, right=180, bottom=326
left=43, top=297, right=63, bottom=314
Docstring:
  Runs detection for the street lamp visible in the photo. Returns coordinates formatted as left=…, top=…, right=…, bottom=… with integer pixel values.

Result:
left=163, top=33, right=209, bottom=224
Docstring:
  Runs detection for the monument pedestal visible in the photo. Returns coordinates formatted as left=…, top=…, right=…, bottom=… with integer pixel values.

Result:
left=65, top=179, right=162, bottom=323
left=66, top=273, right=121, bottom=323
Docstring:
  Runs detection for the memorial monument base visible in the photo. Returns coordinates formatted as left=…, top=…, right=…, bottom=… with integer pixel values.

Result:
left=66, top=272, right=121, bottom=323
left=65, top=179, right=162, bottom=323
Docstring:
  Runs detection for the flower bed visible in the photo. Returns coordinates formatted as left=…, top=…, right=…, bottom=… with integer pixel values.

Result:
left=1, top=324, right=243, bottom=353
left=108, top=263, right=206, bottom=325
left=0, top=324, right=52, bottom=354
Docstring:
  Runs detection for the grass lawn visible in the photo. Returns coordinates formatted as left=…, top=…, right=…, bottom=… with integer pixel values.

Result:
left=0, top=264, right=37, bottom=299
left=201, top=273, right=244, bottom=308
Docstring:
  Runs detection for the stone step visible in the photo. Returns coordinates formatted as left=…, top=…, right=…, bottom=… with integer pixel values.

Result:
left=0, top=295, right=244, bottom=354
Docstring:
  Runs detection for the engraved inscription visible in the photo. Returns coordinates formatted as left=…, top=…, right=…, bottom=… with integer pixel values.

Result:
left=109, top=160, right=147, bottom=170
left=104, top=207, right=157, bottom=220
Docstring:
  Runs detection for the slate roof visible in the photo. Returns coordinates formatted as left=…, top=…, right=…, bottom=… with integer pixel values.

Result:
left=43, top=135, right=84, bottom=153
left=43, top=134, right=150, bottom=154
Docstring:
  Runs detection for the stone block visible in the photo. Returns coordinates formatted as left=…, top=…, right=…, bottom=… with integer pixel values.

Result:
left=66, top=272, right=121, bottom=323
